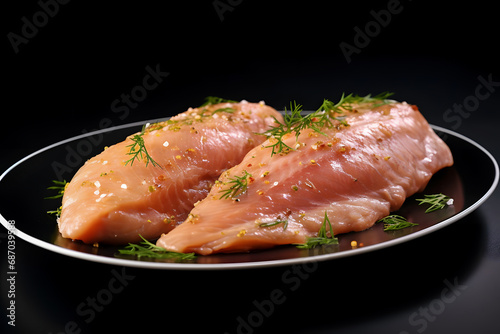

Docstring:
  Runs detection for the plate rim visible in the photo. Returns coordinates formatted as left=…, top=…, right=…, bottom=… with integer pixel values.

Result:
left=1, top=123, right=498, bottom=270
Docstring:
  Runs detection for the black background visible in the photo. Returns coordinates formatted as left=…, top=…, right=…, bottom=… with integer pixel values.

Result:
left=2, top=1, right=500, bottom=333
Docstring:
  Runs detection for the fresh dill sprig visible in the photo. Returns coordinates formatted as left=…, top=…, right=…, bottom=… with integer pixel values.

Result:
left=259, top=92, right=394, bottom=156
left=258, top=219, right=289, bottom=230
left=295, top=211, right=338, bottom=249
left=329, top=92, right=394, bottom=110
left=124, top=124, right=162, bottom=168
left=261, top=101, right=304, bottom=156
left=211, top=107, right=235, bottom=115
left=45, top=180, right=68, bottom=199
left=117, top=235, right=196, bottom=262
left=45, top=180, right=68, bottom=217
left=378, top=214, right=418, bottom=231
left=219, top=170, right=252, bottom=200
left=47, top=206, right=63, bottom=217
left=200, top=96, right=239, bottom=107
left=197, top=97, right=238, bottom=118
left=415, top=193, right=453, bottom=213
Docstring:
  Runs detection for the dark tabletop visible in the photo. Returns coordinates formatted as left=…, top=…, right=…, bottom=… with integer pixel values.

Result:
left=2, top=1, right=499, bottom=333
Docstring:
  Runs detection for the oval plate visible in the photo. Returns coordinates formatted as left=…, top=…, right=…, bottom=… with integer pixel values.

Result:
left=0, top=121, right=498, bottom=270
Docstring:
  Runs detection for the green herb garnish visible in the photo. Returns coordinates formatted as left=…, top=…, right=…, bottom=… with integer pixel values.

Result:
left=219, top=170, right=252, bottom=200
left=295, top=211, right=338, bottom=249
left=124, top=124, right=162, bottom=168
left=260, top=101, right=305, bottom=156
left=378, top=214, right=418, bottom=231
left=258, top=219, right=289, bottom=230
left=212, top=107, right=235, bottom=115
left=200, top=96, right=239, bottom=107
left=194, top=97, right=238, bottom=119
left=45, top=180, right=68, bottom=199
left=47, top=206, right=63, bottom=217
left=118, top=235, right=196, bottom=262
left=326, top=92, right=394, bottom=110
left=259, top=92, right=394, bottom=156
left=415, top=193, right=453, bottom=213
left=45, top=180, right=68, bottom=217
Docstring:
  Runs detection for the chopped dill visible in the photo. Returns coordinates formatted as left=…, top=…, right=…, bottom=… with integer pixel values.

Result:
left=295, top=211, right=338, bottom=249
left=45, top=180, right=68, bottom=217
left=415, top=193, right=453, bottom=213
left=219, top=170, right=252, bottom=200
left=200, top=96, right=238, bottom=107
left=124, top=124, right=162, bottom=168
left=45, top=179, right=68, bottom=199
left=378, top=215, right=418, bottom=231
left=258, top=219, right=289, bottom=230
left=47, top=206, right=62, bottom=217
left=259, top=92, right=394, bottom=156
left=211, top=107, right=235, bottom=115
left=261, top=101, right=305, bottom=156
left=193, top=97, right=238, bottom=118
left=117, top=235, right=196, bottom=262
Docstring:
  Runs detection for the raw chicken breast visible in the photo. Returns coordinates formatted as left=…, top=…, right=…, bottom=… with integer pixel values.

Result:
left=156, top=100, right=453, bottom=254
left=58, top=101, right=282, bottom=244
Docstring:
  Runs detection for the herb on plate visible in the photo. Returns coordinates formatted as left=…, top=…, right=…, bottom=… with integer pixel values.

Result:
left=47, top=206, right=63, bottom=217
left=378, top=192, right=453, bottom=231
left=45, top=179, right=68, bottom=199
left=377, top=214, right=418, bottom=231
left=415, top=193, right=454, bottom=213
left=118, top=235, right=196, bottom=262
left=295, top=211, right=339, bottom=249
left=45, top=180, right=68, bottom=217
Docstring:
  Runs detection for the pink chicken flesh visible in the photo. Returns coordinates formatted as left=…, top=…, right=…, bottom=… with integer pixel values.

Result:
left=156, top=101, right=454, bottom=255
left=58, top=101, right=282, bottom=244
